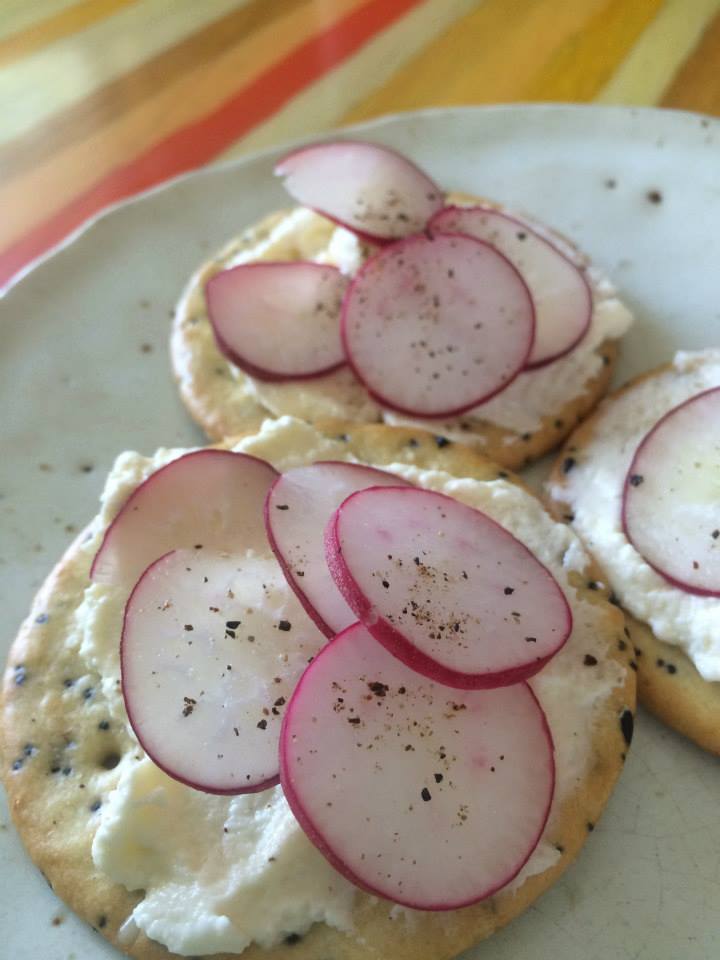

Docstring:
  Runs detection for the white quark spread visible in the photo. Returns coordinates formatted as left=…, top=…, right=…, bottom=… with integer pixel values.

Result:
left=549, top=349, right=720, bottom=681
left=73, top=418, right=624, bottom=956
left=207, top=206, right=633, bottom=434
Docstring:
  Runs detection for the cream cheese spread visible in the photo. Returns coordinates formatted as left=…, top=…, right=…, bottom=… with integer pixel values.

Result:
left=549, top=349, right=720, bottom=681
left=70, top=418, right=624, bottom=955
left=199, top=205, right=633, bottom=434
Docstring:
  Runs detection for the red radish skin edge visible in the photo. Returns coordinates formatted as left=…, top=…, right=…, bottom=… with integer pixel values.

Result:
left=206, top=262, right=347, bottom=384
left=279, top=623, right=556, bottom=909
left=263, top=463, right=412, bottom=639
left=621, top=385, right=720, bottom=598
left=324, top=487, right=572, bottom=689
left=264, top=475, right=338, bottom=639
left=274, top=139, right=445, bottom=245
left=120, top=550, right=280, bottom=796
left=427, top=207, right=593, bottom=371
left=339, top=232, right=536, bottom=419
left=90, top=450, right=279, bottom=582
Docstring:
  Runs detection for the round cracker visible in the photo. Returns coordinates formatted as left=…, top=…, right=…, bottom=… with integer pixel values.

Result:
left=548, top=364, right=720, bottom=756
left=1, top=423, right=635, bottom=960
left=170, top=198, right=622, bottom=470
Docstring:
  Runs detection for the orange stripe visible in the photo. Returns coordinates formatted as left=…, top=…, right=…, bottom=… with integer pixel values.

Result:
left=0, top=0, right=308, bottom=179
left=0, top=0, right=139, bottom=67
left=0, top=0, right=365, bottom=249
left=0, top=0, right=424, bottom=289
left=661, top=9, right=720, bottom=115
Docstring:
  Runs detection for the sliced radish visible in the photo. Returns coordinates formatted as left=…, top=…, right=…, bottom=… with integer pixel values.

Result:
left=429, top=206, right=592, bottom=368
left=325, top=487, right=571, bottom=688
left=91, top=450, right=278, bottom=589
left=122, top=547, right=326, bottom=794
left=205, top=262, right=348, bottom=382
left=274, top=140, right=443, bottom=243
left=281, top=622, right=554, bottom=908
left=341, top=233, right=535, bottom=417
left=265, top=462, right=412, bottom=637
left=622, top=386, right=720, bottom=596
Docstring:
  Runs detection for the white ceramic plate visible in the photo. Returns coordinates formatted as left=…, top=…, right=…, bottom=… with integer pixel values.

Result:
left=1, top=105, right=718, bottom=960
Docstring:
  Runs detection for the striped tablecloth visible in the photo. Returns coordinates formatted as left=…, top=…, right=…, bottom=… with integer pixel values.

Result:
left=1, top=0, right=719, bottom=288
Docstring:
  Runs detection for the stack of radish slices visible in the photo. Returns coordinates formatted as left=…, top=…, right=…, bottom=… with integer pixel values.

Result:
left=205, top=141, right=593, bottom=418
left=98, top=448, right=574, bottom=909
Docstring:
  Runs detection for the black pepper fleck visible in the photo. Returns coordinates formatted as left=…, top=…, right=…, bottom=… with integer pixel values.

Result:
left=435, top=436, right=451, bottom=448
left=278, top=620, right=292, bottom=632
left=421, top=787, right=432, bottom=802
left=629, top=474, right=644, bottom=487
left=620, top=709, right=634, bottom=746
left=583, top=654, right=598, bottom=666
left=562, top=457, right=576, bottom=474
left=257, top=719, right=268, bottom=730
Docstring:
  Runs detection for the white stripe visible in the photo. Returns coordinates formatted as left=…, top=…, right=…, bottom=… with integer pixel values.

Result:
left=596, top=0, right=720, bottom=105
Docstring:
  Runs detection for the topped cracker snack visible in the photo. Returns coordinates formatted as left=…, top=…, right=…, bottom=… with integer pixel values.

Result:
left=171, top=141, right=633, bottom=467
left=1, top=417, right=635, bottom=959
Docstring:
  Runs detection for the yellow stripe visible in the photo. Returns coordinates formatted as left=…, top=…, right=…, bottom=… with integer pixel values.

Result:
left=595, top=0, right=720, bottom=105
left=521, top=0, right=664, bottom=102
left=0, top=0, right=247, bottom=144
left=219, top=0, right=480, bottom=162
left=0, top=0, right=140, bottom=68
left=0, top=0, right=81, bottom=42
left=340, top=0, right=612, bottom=123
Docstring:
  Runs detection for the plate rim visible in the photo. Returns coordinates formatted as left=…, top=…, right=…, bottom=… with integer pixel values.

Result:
left=3, top=102, right=718, bottom=299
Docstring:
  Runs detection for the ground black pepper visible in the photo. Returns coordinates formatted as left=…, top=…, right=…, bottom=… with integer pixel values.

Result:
left=620, top=709, right=634, bottom=745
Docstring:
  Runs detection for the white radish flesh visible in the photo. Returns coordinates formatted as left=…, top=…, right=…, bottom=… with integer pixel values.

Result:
left=280, top=622, right=555, bottom=909
left=274, top=140, right=443, bottom=243
left=122, top=547, right=326, bottom=794
left=341, top=233, right=535, bottom=417
left=430, top=205, right=592, bottom=368
left=325, top=487, right=571, bottom=687
left=622, top=386, right=720, bottom=596
left=91, top=450, right=278, bottom=590
left=265, top=462, right=412, bottom=637
left=205, top=262, right=347, bottom=381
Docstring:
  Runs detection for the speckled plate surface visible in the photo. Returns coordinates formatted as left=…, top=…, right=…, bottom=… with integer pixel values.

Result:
left=1, top=105, right=719, bottom=960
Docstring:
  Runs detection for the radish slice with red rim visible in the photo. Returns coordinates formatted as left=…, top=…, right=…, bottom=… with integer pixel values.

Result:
left=341, top=233, right=535, bottom=417
left=91, top=450, right=278, bottom=589
left=280, top=622, right=555, bottom=908
left=274, top=140, right=443, bottom=243
left=429, top=205, right=592, bottom=368
left=622, top=386, right=720, bottom=596
left=122, top=547, right=326, bottom=794
left=205, top=262, right=347, bottom=382
left=325, top=487, right=571, bottom=687
left=265, top=462, right=412, bottom=637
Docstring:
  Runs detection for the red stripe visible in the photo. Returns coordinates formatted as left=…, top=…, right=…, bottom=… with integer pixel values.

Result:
left=1, top=0, right=424, bottom=289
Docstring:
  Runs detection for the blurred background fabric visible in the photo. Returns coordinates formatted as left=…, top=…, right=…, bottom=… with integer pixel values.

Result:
left=1, top=0, right=719, bottom=287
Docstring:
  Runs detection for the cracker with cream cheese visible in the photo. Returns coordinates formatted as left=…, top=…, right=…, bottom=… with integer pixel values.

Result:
left=1, top=419, right=634, bottom=960
left=170, top=194, right=631, bottom=469
left=548, top=351, right=720, bottom=755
